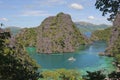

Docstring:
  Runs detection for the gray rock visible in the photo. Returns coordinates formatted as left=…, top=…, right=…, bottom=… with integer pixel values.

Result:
left=36, top=12, right=87, bottom=53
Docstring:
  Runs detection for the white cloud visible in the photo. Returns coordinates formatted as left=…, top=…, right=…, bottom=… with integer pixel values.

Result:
left=70, top=3, right=83, bottom=10
left=88, top=16, right=95, bottom=20
left=0, top=18, right=8, bottom=21
left=20, top=10, right=52, bottom=16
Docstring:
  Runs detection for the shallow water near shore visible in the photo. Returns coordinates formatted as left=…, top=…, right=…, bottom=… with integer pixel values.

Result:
left=26, top=41, right=116, bottom=75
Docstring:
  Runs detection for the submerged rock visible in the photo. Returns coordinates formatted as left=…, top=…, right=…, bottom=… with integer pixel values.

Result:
left=36, top=12, right=87, bottom=53
left=99, top=52, right=105, bottom=56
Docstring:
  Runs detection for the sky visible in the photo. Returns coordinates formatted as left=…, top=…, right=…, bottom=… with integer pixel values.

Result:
left=0, top=0, right=112, bottom=28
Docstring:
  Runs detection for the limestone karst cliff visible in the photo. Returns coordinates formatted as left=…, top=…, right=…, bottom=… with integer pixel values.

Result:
left=36, top=12, right=87, bottom=53
left=105, top=13, right=120, bottom=56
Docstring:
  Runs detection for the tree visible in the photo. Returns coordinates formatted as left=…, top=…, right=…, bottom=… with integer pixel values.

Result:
left=95, top=0, right=120, bottom=20
left=0, top=29, right=39, bottom=80
left=84, top=71, right=105, bottom=80
left=108, top=71, right=120, bottom=80
left=40, top=69, right=83, bottom=80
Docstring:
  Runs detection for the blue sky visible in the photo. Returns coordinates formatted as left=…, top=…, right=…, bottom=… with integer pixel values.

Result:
left=0, top=0, right=112, bottom=28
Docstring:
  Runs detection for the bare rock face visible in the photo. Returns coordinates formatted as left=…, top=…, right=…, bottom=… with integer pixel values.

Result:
left=113, top=13, right=120, bottom=27
left=36, top=12, right=87, bottom=53
left=105, top=13, right=120, bottom=56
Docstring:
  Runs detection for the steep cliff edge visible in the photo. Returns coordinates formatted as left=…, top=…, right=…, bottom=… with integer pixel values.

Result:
left=36, top=12, right=87, bottom=53
left=105, top=13, right=120, bottom=56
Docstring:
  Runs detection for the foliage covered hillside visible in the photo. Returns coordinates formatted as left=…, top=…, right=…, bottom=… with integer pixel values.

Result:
left=37, top=12, right=87, bottom=53
left=15, top=13, right=88, bottom=54
left=16, top=28, right=37, bottom=47
left=0, top=28, right=39, bottom=80
left=90, top=27, right=112, bottom=42
left=105, top=13, right=120, bottom=57
left=110, top=27, right=120, bottom=63
left=39, top=69, right=83, bottom=80
left=105, top=27, right=120, bottom=58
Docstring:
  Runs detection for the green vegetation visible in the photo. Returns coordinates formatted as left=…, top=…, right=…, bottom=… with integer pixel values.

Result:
left=109, top=27, right=120, bottom=63
left=84, top=71, right=105, bottom=80
left=111, top=27, right=120, bottom=54
left=90, top=25, right=120, bottom=65
left=90, top=27, right=112, bottom=42
left=40, top=69, right=120, bottom=80
left=108, top=71, right=120, bottom=79
left=40, top=69, right=83, bottom=80
left=37, top=12, right=87, bottom=53
left=95, top=0, right=120, bottom=20
left=0, top=29, right=39, bottom=80
left=16, top=27, right=37, bottom=47
left=95, top=1, right=120, bottom=78
left=72, top=24, right=86, bottom=45
left=83, top=70, right=120, bottom=80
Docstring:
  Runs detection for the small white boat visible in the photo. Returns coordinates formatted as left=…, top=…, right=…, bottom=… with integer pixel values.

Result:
left=68, top=57, right=76, bottom=61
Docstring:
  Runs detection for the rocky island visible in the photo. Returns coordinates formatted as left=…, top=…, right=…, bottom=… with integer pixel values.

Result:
left=15, top=12, right=87, bottom=53
left=36, top=12, right=87, bottom=53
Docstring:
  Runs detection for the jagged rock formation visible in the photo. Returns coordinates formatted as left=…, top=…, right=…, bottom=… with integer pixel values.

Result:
left=36, top=12, right=87, bottom=53
left=105, top=13, right=120, bottom=56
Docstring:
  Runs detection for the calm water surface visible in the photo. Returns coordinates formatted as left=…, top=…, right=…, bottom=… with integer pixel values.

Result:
left=27, top=41, right=116, bottom=75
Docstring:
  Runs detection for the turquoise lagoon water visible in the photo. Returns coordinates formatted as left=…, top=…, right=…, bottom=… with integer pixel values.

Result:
left=26, top=41, right=116, bottom=75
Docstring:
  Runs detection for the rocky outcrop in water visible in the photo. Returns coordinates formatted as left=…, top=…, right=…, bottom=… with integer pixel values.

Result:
left=36, top=12, right=87, bottom=53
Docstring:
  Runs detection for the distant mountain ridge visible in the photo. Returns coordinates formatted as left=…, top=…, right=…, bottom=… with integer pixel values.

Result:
left=5, top=22, right=111, bottom=35
left=75, top=21, right=111, bottom=33
left=75, top=21, right=110, bottom=26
